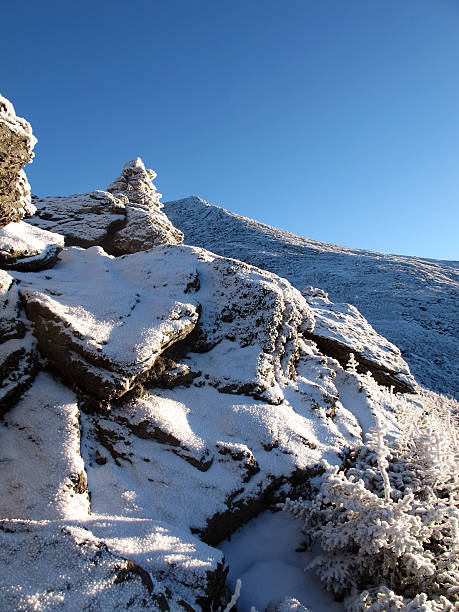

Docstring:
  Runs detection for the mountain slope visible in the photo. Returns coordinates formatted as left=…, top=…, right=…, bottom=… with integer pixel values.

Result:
left=163, top=197, right=459, bottom=398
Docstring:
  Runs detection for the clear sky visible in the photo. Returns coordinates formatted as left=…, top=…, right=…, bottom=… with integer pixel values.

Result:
left=2, top=0, right=459, bottom=260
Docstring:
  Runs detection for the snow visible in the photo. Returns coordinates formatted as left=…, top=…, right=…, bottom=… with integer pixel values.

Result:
left=219, top=510, right=344, bottom=612
left=304, top=293, right=411, bottom=377
left=163, top=196, right=459, bottom=398
left=0, top=220, right=63, bottom=263
left=28, top=190, right=127, bottom=247
left=0, top=372, right=89, bottom=520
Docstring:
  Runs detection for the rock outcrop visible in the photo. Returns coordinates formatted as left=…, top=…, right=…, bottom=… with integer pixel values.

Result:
left=0, top=220, right=64, bottom=271
left=0, top=269, right=37, bottom=415
left=15, top=244, right=314, bottom=406
left=25, top=159, right=184, bottom=256
left=0, top=94, right=37, bottom=227
left=2, top=95, right=441, bottom=611
left=106, top=158, right=183, bottom=254
left=28, top=190, right=127, bottom=248
left=301, top=287, right=417, bottom=393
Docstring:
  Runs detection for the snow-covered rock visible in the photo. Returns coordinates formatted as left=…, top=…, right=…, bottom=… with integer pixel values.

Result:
left=107, top=158, right=183, bottom=253
left=0, top=94, right=36, bottom=227
left=15, top=244, right=314, bottom=406
left=0, top=373, right=89, bottom=520
left=0, top=520, right=156, bottom=612
left=0, top=269, right=37, bottom=415
left=17, top=245, right=200, bottom=403
left=302, top=288, right=416, bottom=393
left=28, top=190, right=127, bottom=248
left=0, top=220, right=64, bottom=270
left=163, top=196, right=459, bottom=398
left=107, top=157, right=162, bottom=208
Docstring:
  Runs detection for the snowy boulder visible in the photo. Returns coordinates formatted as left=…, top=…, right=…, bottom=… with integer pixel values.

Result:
left=0, top=94, right=37, bottom=227
left=28, top=190, right=127, bottom=249
left=16, top=246, right=200, bottom=403
left=0, top=220, right=64, bottom=271
left=107, top=158, right=183, bottom=253
left=0, top=270, right=37, bottom=415
left=180, top=249, right=315, bottom=404
left=302, top=290, right=417, bottom=393
left=14, top=244, right=314, bottom=406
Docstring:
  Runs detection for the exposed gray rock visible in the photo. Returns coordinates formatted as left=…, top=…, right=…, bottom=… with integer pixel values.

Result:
left=107, top=158, right=183, bottom=253
left=0, top=270, right=37, bottom=415
left=0, top=94, right=37, bottom=227
left=302, top=287, right=417, bottom=393
left=28, top=190, right=127, bottom=248
left=0, top=221, right=64, bottom=271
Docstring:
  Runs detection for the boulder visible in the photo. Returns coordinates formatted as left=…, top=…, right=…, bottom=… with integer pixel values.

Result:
left=302, top=287, right=417, bottom=393
left=27, top=190, right=127, bottom=248
left=14, top=244, right=314, bottom=405
left=0, top=220, right=64, bottom=271
left=0, top=94, right=37, bottom=227
left=0, top=269, right=37, bottom=415
left=107, top=158, right=183, bottom=253
left=16, top=245, right=200, bottom=402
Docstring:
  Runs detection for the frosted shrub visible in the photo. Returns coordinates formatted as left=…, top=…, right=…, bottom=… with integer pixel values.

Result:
left=283, top=397, right=459, bottom=611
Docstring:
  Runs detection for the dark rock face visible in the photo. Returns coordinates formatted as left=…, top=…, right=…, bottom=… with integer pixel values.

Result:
left=0, top=270, right=37, bottom=415
left=0, top=95, right=37, bottom=227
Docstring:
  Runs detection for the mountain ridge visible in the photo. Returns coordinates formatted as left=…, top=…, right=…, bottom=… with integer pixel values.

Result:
left=163, top=196, right=459, bottom=398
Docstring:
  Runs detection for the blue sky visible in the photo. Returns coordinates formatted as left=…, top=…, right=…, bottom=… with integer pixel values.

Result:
left=2, top=0, right=459, bottom=260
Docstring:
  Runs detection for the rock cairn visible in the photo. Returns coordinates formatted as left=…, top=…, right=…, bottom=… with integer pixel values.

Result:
left=107, top=158, right=183, bottom=253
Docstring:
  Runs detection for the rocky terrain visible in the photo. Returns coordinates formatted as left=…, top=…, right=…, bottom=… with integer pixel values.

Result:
left=163, top=197, right=459, bottom=399
left=0, top=94, right=457, bottom=610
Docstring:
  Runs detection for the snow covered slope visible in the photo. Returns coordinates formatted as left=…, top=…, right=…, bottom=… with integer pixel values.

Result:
left=163, top=197, right=459, bottom=398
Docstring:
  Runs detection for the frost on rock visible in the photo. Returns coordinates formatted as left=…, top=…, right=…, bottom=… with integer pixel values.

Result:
left=16, top=246, right=200, bottom=402
left=0, top=94, right=37, bottom=227
left=0, top=269, right=37, bottom=415
left=0, top=521, right=156, bottom=612
left=14, top=244, right=314, bottom=406
left=0, top=373, right=89, bottom=520
left=302, top=288, right=417, bottom=393
left=163, top=196, right=458, bottom=399
left=106, top=158, right=183, bottom=254
left=0, top=220, right=64, bottom=271
left=28, top=190, right=127, bottom=248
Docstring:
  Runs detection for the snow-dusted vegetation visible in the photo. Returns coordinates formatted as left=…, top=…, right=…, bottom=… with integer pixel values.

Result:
left=0, top=94, right=458, bottom=611
left=284, top=369, right=459, bottom=611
